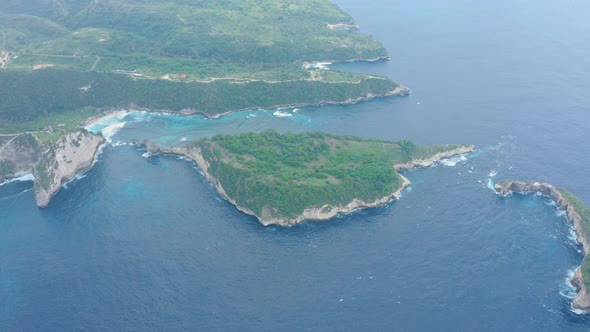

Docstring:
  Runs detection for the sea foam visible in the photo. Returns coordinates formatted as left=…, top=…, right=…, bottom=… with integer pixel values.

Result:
left=273, top=111, right=293, bottom=117
left=440, top=154, right=468, bottom=167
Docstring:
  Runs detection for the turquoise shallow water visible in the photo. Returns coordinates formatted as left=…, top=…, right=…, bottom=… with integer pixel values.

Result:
left=2, top=0, right=590, bottom=330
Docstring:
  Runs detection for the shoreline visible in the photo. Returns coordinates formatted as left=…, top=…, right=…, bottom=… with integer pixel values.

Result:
left=395, top=145, right=475, bottom=171
left=196, top=84, right=410, bottom=119
left=81, top=85, right=410, bottom=126
left=494, top=181, right=590, bottom=312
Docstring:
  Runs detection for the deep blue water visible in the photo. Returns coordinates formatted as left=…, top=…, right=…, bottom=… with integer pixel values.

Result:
left=2, top=0, right=590, bottom=330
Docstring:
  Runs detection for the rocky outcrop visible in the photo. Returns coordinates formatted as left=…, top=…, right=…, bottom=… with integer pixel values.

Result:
left=33, top=131, right=105, bottom=208
left=0, top=133, right=39, bottom=182
left=395, top=145, right=475, bottom=171
left=494, top=180, right=590, bottom=311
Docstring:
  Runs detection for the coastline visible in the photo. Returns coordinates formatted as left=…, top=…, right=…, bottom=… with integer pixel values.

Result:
left=82, top=85, right=410, bottom=124
left=494, top=181, right=590, bottom=311
left=142, top=143, right=474, bottom=227
left=195, top=84, right=410, bottom=120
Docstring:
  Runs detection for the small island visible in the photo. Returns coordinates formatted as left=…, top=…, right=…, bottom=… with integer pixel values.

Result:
left=141, top=131, right=474, bottom=226
left=495, top=181, right=590, bottom=311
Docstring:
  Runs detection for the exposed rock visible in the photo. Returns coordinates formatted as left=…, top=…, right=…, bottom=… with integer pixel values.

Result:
left=133, top=139, right=164, bottom=156
left=33, top=131, right=105, bottom=208
left=395, top=145, right=475, bottom=171
left=494, top=180, right=590, bottom=311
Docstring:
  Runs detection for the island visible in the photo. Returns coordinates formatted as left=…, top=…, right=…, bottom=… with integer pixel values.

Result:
left=140, top=131, right=474, bottom=226
left=495, top=181, right=590, bottom=311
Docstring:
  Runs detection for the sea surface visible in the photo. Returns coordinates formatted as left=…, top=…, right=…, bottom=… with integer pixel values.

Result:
left=2, top=0, right=590, bottom=330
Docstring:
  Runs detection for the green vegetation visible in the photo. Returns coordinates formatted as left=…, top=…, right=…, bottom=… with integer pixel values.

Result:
left=0, top=0, right=386, bottom=79
left=193, top=131, right=465, bottom=220
left=558, top=189, right=590, bottom=289
left=0, top=0, right=404, bottom=135
left=0, top=68, right=399, bottom=134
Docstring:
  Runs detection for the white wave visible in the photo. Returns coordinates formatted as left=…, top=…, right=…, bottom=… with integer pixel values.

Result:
left=568, top=225, right=579, bottom=242
left=545, top=200, right=557, bottom=207
left=75, top=173, right=87, bottom=180
left=293, top=108, right=300, bottom=113
left=273, top=110, right=293, bottom=117
left=560, top=269, right=588, bottom=316
left=180, top=137, right=188, bottom=142
left=141, top=152, right=150, bottom=158
left=112, top=141, right=127, bottom=147
left=15, top=173, right=34, bottom=182
left=487, top=178, right=496, bottom=192
left=246, top=114, right=256, bottom=118
left=101, top=122, right=127, bottom=142
left=488, top=170, right=497, bottom=178
left=440, top=154, right=468, bottom=167
left=0, top=173, right=35, bottom=187
left=570, top=307, right=590, bottom=315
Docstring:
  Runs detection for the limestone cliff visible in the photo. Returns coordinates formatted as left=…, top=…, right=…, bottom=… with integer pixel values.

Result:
left=33, top=131, right=105, bottom=208
left=494, top=180, right=590, bottom=311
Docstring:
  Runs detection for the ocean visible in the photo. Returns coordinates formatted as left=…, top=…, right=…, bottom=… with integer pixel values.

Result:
left=2, top=0, right=590, bottom=330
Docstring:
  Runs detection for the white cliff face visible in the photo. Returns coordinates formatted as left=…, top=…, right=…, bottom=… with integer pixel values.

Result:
left=33, top=131, right=105, bottom=208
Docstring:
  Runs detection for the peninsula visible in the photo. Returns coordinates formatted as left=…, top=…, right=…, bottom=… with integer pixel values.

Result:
left=495, top=181, right=590, bottom=311
left=141, top=131, right=474, bottom=226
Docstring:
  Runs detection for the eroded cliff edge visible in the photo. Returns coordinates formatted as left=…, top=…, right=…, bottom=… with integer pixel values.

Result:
left=495, top=181, right=590, bottom=311
left=33, top=131, right=105, bottom=208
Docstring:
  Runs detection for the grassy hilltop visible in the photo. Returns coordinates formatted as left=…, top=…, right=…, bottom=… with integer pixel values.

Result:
left=189, top=131, right=469, bottom=223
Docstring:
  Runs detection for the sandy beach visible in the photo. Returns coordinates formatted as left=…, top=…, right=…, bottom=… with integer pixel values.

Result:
left=83, top=110, right=129, bottom=130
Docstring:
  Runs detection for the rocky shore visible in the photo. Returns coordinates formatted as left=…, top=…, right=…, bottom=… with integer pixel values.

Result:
left=494, top=180, right=590, bottom=311
left=138, top=140, right=473, bottom=227
left=395, top=145, right=475, bottom=171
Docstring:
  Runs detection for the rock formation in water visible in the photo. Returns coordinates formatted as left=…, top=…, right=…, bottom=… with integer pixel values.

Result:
left=495, top=180, right=590, bottom=311
left=136, top=137, right=474, bottom=227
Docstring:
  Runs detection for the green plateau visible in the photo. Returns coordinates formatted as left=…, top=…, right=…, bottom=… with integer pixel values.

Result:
left=164, top=131, right=473, bottom=225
